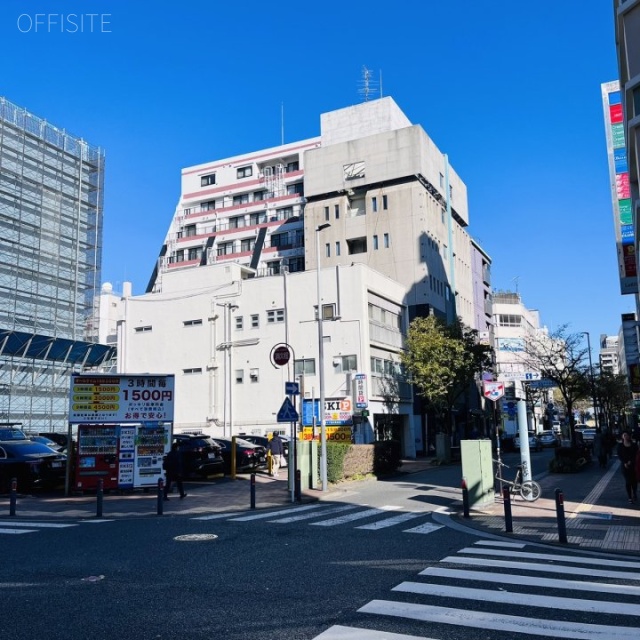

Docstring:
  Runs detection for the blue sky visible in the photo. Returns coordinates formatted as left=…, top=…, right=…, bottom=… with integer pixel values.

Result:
left=0, top=1, right=629, bottom=352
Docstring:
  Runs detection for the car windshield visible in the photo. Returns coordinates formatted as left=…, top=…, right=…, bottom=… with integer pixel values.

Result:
left=0, top=428, right=28, bottom=440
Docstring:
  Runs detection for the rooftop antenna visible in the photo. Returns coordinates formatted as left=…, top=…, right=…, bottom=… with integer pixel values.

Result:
left=358, top=66, right=378, bottom=102
left=512, top=276, right=520, bottom=294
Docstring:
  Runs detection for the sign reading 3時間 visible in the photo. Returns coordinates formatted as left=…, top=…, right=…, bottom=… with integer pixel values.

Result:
left=69, top=374, right=175, bottom=424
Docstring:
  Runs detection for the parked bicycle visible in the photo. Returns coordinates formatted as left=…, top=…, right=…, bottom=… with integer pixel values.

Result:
left=493, top=458, right=541, bottom=502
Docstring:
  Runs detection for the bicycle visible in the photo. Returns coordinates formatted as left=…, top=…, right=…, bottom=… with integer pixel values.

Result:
left=493, top=458, right=541, bottom=502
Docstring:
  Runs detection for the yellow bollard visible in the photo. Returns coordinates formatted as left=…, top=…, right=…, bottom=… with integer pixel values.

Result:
left=267, top=450, right=273, bottom=476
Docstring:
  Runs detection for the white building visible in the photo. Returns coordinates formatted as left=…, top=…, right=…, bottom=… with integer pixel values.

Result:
left=106, top=261, right=417, bottom=456
left=599, top=334, right=620, bottom=375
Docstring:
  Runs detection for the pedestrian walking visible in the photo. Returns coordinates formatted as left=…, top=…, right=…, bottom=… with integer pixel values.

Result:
left=163, top=442, right=187, bottom=500
left=617, top=431, right=638, bottom=504
left=592, top=428, right=607, bottom=469
left=268, top=432, right=284, bottom=478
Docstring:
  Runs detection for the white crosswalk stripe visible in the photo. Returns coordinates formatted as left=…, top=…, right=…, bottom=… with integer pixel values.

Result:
left=0, top=520, right=110, bottom=536
left=192, top=503, right=440, bottom=534
left=312, top=540, right=640, bottom=640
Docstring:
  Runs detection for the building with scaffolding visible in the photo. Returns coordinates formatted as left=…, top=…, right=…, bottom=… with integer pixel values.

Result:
left=0, top=97, right=115, bottom=432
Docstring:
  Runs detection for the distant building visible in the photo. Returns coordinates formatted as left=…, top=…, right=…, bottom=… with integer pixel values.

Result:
left=0, top=97, right=113, bottom=431
left=599, top=334, right=620, bottom=375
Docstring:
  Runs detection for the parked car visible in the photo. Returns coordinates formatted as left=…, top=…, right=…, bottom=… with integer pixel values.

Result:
left=539, top=432, right=559, bottom=448
left=0, top=440, right=67, bottom=492
left=239, top=434, right=289, bottom=466
left=172, top=434, right=225, bottom=478
left=514, top=433, right=542, bottom=452
left=213, top=437, right=267, bottom=473
left=29, top=435, right=65, bottom=452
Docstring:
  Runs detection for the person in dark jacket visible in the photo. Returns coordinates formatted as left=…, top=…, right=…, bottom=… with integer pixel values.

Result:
left=267, top=432, right=284, bottom=478
left=617, top=431, right=638, bottom=503
left=163, top=442, right=187, bottom=500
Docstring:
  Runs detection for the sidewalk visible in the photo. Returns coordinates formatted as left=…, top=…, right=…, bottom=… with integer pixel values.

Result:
left=1, top=457, right=638, bottom=554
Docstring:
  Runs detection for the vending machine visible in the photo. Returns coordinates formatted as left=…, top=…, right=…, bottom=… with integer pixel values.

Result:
left=74, top=424, right=120, bottom=491
left=133, top=423, right=170, bottom=488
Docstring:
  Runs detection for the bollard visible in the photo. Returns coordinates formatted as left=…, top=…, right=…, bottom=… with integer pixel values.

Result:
left=250, top=473, right=256, bottom=509
left=157, top=478, right=164, bottom=516
left=9, top=477, right=17, bottom=517
left=295, top=469, right=301, bottom=502
left=96, top=479, right=104, bottom=518
left=461, top=477, right=470, bottom=518
left=555, top=488, right=568, bottom=543
left=502, top=487, right=513, bottom=533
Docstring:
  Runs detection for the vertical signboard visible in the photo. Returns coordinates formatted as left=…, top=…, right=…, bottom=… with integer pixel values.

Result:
left=602, top=80, right=637, bottom=295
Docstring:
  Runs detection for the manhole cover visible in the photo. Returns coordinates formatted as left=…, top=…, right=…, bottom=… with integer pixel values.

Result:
left=174, top=533, right=218, bottom=542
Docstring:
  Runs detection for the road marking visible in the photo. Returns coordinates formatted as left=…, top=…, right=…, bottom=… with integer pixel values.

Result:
left=0, top=528, right=37, bottom=534
left=473, top=540, right=526, bottom=548
left=192, top=511, right=244, bottom=520
left=230, top=504, right=334, bottom=522
left=456, top=547, right=640, bottom=569
left=442, top=555, right=640, bottom=580
left=310, top=507, right=389, bottom=526
left=270, top=505, right=357, bottom=523
left=358, top=600, right=640, bottom=639
left=393, top=581, right=640, bottom=616
left=356, top=512, right=425, bottom=530
left=421, top=566, right=640, bottom=596
left=0, top=521, right=75, bottom=528
left=314, top=624, right=437, bottom=639
left=402, top=522, right=443, bottom=535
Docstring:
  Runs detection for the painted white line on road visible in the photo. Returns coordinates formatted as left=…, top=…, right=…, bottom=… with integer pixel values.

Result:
left=358, top=600, right=640, bottom=639
left=192, top=512, right=244, bottom=520
left=457, top=547, right=640, bottom=569
left=79, top=519, right=114, bottom=523
left=310, top=508, right=388, bottom=526
left=442, top=555, right=640, bottom=580
left=356, top=512, right=424, bottom=530
left=474, top=540, right=526, bottom=548
left=230, top=504, right=334, bottom=522
left=403, top=522, right=443, bottom=535
left=394, top=581, right=640, bottom=616
left=271, top=505, right=357, bottom=523
left=422, top=566, right=640, bottom=596
left=314, top=624, right=437, bottom=639
left=0, top=528, right=36, bottom=534
left=0, top=521, right=75, bottom=528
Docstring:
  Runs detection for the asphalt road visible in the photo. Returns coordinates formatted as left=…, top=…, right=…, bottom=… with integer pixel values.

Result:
left=4, top=449, right=639, bottom=640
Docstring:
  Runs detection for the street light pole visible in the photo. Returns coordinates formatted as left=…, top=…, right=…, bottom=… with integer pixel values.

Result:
left=582, top=331, right=598, bottom=429
left=316, top=223, right=330, bottom=491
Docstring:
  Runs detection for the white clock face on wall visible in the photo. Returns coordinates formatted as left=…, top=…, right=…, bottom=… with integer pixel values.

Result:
left=343, top=161, right=365, bottom=180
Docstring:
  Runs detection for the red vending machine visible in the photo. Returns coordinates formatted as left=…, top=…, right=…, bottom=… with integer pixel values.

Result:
left=74, top=424, right=120, bottom=491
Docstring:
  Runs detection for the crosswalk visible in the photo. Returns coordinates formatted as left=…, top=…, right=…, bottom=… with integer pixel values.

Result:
left=0, top=519, right=112, bottom=535
left=312, top=539, right=640, bottom=639
left=192, top=502, right=443, bottom=535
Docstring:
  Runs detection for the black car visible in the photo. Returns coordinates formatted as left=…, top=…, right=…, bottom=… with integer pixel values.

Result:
left=172, top=434, right=225, bottom=478
left=0, top=440, right=67, bottom=492
left=213, top=437, right=267, bottom=473
left=239, top=434, right=289, bottom=466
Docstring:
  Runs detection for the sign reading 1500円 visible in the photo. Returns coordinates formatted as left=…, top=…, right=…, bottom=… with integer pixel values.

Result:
left=69, top=374, right=175, bottom=424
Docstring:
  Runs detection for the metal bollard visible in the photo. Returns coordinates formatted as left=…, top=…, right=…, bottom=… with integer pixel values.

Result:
left=250, top=473, right=256, bottom=509
left=461, top=477, right=470, bottom=518
left=502, top=487, right=513, bottom=533
left=295, top=469, right=301, bottom=502
left=555, top=488, right=568, bottom=543
left=157, top=478, right=164, bottom=516
left=9, top=477, right=17, bottom=517
left=96, top=479, right=103, bottom=518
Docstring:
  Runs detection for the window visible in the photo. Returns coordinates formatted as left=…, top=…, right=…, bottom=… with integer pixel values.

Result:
left=250, top=368, right=259, bottom=382
left=271, top=233, right=286, bottom=248
left=335, top=241, right=341, bottom=256
left=383, top=195, right=388, bottom=210
left=334, top=204, right=340, bottom=219
left=347, top=237, right=367, bottom=254
left=253, top=191, right=265, bottom=201
left=251, top=314, right=259, bottom=328
left=241, top=238, right=255, bottom=252
left=439, top=173, right=444, bottom=188
left=277, top=206, right=294, bottom=219
left=175, top=250, right=184, bottom=263
left=217, top=242, right=234, bottom=256
left=288, top=257, right=304, bottom=272
left=287, top=182, right=304, bottom=195
left=267, top=260, right=281, bottom=275
left=373, top=235, right=379, bottom=250
left=183, top=368, right=203, bottom=375
left=183, top=319, right=203, bottom=327
left=188, top=247, right=201, bottom=261
left=201, top=200, right=216, bottom=211
left=237, top=165, right=253, bottom=179
left=267, top=309, right=285, bottom=323
left=250, top=212, right=267, bottom=225
left=286, top=161, right=299, bottom=172
left=325, top=243, right=331, bottom=258
left=324, top=206, right=330, bottom=221
left=235, top=369, right=244, bottom=384
left=335, top=355, right=357, bottom=372
left=184, top=225, right=197, bottom=237
left=201, top=173, right=216, bottom=187
left=233, top=194, right=249, bottom=206
left=372, top=197, right=378, bottom=213
left=229, top=216, right=245, bottom=229
left=383, top=233, right=389, bottom=248
left=134, top=325, right=152, bottom=333
left=294, top=358, right=316, bottom=376
left=235, top=316, right=244, bottom=330
left=498, top=314, right=522, bottom=327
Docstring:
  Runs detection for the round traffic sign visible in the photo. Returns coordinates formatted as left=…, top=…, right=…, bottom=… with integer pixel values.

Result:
left=273, top=345, right=291, bottom=367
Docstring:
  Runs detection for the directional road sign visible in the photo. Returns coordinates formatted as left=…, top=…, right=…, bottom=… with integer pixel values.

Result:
left=277, top=397, right=299, bottom=422
left=285, top=381, right=300, bottom=395
left=498, top=372, right=541, bottom=382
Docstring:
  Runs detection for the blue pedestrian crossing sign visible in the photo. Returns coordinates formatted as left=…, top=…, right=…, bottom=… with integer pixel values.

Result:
left=277, top=397, right=299, bottom=423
